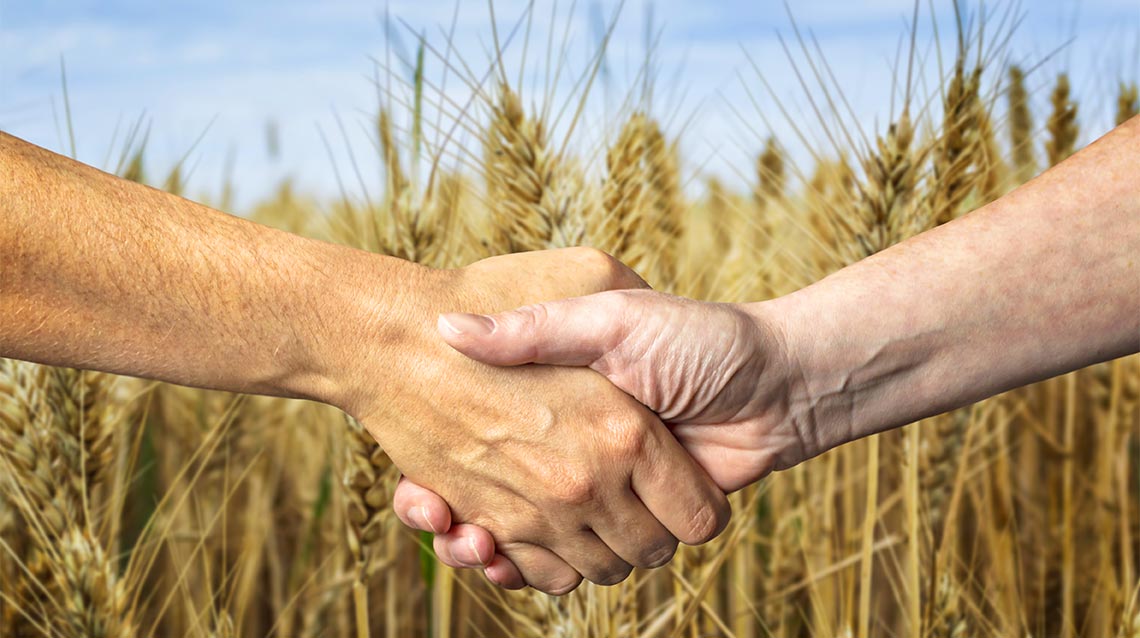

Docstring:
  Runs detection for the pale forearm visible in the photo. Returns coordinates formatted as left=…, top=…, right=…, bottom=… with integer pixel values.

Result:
left=0, top=132, right=424, bottom=406
left=762, top=116, right=1140, bottom=456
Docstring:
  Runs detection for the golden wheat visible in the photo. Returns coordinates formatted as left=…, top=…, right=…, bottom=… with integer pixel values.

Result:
left=1046, top=73, right=1080, bottom=167
left=1118, top=83, right=1139, bottom=127
left=1008, top=65, right=1037, bottom=184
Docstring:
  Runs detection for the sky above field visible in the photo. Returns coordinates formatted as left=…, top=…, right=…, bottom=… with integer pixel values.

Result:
left=2, top=0, right=1138, bottom=209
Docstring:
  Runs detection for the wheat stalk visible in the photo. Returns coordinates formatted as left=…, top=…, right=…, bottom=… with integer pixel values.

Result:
left=121, top=147, right=146, bottom=184
left=342, top=413, right=392, bottom=638
left=1007, top=65, right=1037, bottom=184
left=483, top=83, right=558, bottom=253
left=380, top=108, right=438, bottom=266
left=976, top=107, right=1007, bottom=202
left=754, top=136, right=787, bottom=213
left=52, top=527, right=134, bottom=638
left=843, top=110, right=927, bottom=265
left=0, top=361, right=82, bottom=540
left=932, top=59, right=983, bottom=225
left=1117, top=82, right=1139, bottom=127
left=1046, top=73, right=1079, bottom=167
left=161, top=164, right=184, bottom=197
left=929, top=572, right=972, bottom=638
left=641, top=118, right=684, bottom=289
left=594, top=112, right=649, bottom=264
left=919, top=411, right=968, bottom=548
left=343, top=414, right=391, bottom=574
left=426, top=172, right=466, bottom=268
left=0, top=361, right=130, bottom=638
left=43, top=367, right=114, bottom=514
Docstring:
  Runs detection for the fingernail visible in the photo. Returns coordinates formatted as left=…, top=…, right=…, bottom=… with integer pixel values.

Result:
left=485, top=568, right=503, bottom=587
left=449, top=537, right=483, bottom=567
left=468, top=536, right=488, bottom=565
left=409, top=506, right=439, bottom=534
left=445, top=543, right=463, bottom=567
left=420, top=506, right=439, bottom=533
left=439, top=313, right=495, bottom=336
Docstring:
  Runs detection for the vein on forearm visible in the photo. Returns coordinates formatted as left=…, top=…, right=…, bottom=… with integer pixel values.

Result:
left=774, top=116, right=1140, bottom=450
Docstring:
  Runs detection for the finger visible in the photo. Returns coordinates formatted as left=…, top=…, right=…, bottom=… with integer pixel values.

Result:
left=437, top=291, right=636, bottom=367
left=392, top=476, right=451, bottom=534
left=484, top=554, right=525, bottom=590
left=498, top=542, right=583, bottom=596
left=673, top=423, right=778, bottom=493
left=549, top=531, right=634, bottom=587
left=591, top=488, right=678, bottom=569
left=431, top=524, right=497, bottom=569
left=632, top=422, right=732, bottom=546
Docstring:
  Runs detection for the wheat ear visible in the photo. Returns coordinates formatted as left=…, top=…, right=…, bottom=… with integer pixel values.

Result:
left=1007, top=65, right=1036, bottom=184
left=1045, top=73, right=1079, bottom=167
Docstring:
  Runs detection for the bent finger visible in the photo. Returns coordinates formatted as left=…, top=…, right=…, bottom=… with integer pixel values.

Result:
left=632, top=424, right=732, bottom=546
left=484, top=554, right=525, bottom=590
left=498, top=542, right=583, bottom=596
left=592, top=488, right=678, bottom=570
left=551, top=531, right=634, bottom=587
left=392, top=475, right=452, bottom=534
left=432, top=524, right=497, bottom=569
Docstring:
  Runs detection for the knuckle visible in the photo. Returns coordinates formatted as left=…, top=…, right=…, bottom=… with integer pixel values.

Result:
left=569, top=246, right=615, bottom=269
left=571, top=247, right=629, bottom=290
left=521, top=301, right=549, bottom=329
left=639, top=536, right=679, bottom=569
left=548, top=470, right=596, bottom=508
left=597, top=289, right=635, bottom=316
left=603, top=415, right=648, bottom=461
left=683, top=498, right=731, bottom=545
left=507, top=302, right=549, bottom=341
left=592, top=560, right=634, bottom=587
left=544, top=574, right=584, bottom=596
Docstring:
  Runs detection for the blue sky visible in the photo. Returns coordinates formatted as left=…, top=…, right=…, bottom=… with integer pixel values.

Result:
left=2, top=1, right=1138, bottom=209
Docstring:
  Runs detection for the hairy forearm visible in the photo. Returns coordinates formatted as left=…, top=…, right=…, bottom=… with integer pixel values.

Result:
left=0, top=132, right=425, bottom=406
left=761, top=116, right=1140, bottom=456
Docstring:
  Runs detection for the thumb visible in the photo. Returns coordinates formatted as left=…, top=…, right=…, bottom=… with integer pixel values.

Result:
left=437, top=293, right=629, bottom=367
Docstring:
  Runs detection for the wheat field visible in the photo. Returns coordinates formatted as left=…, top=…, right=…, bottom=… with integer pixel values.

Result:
left=1, top=3, right=1139, bottom=637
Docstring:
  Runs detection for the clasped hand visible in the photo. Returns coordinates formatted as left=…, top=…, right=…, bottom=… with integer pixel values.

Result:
left=347, top=248, right=812, bottom=595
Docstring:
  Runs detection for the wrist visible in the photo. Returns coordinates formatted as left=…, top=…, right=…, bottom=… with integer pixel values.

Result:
left=740, top=284, right=886, bottom=464
left=278, top=240, right=455, bottom=414
left=749, top=269, right=941, bottom=462
left=734, top=297, right=836, bottom=465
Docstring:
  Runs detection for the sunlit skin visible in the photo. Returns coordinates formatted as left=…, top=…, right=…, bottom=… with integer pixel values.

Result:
left=396, top=115, right=1140, bottom=589
left=0, top=132, right=734, bottom=596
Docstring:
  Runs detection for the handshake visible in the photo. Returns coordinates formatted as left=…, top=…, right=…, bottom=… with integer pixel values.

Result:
left=5, top=123, right=1133, bottom=599
left=336, top=247, right=827, bottom=595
